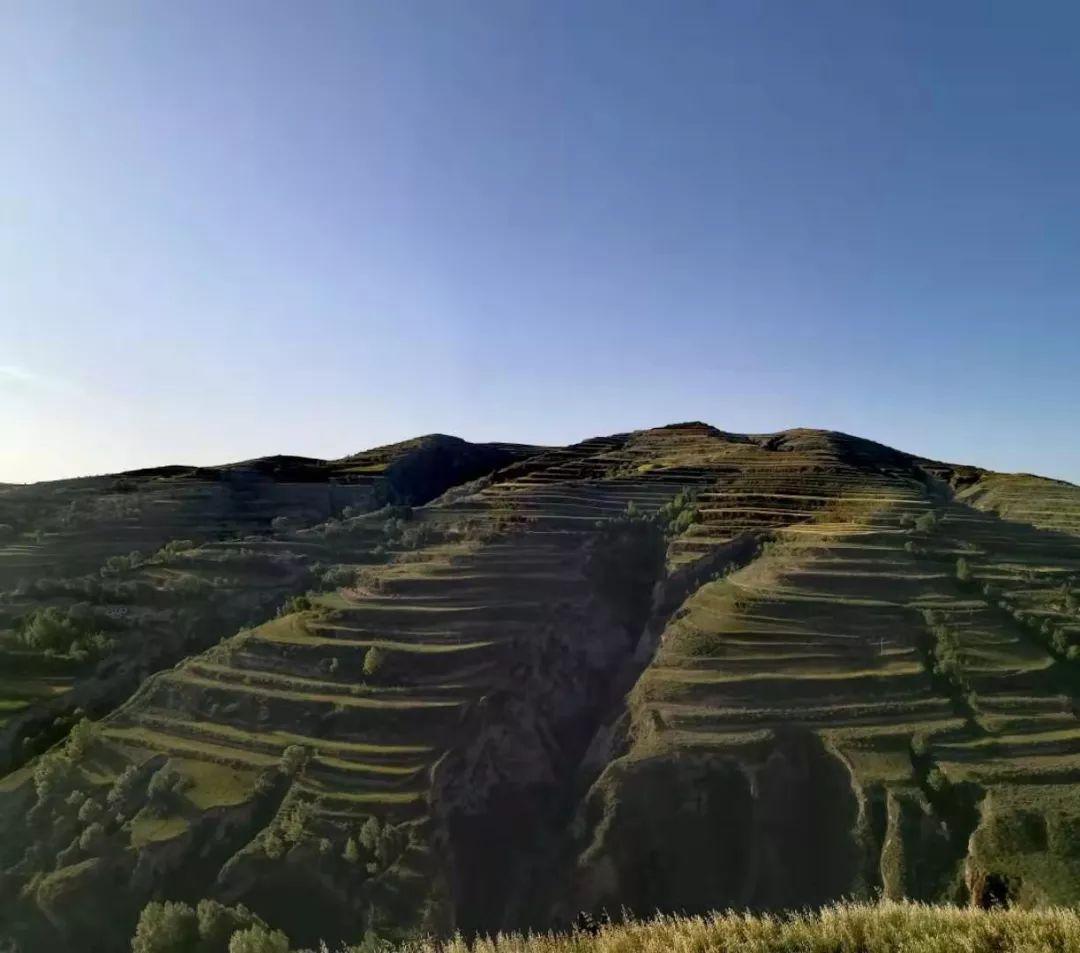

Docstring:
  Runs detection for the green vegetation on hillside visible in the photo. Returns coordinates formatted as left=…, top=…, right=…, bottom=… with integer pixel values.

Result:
left=2, top=423, right=1080, bottom=953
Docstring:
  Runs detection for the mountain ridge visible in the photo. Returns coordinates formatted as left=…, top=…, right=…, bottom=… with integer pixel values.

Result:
left=1, top=422, right=1079, bottom=951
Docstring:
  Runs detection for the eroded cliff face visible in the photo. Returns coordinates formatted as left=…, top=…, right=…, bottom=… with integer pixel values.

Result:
left=568, top=729, right=862, bottom=917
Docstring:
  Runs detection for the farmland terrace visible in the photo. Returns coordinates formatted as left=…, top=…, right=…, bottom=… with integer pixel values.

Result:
left=0, top=423, right=1079, bottom=952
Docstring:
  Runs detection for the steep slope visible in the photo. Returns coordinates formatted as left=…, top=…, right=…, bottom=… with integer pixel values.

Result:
left=0, top=436, right=535, bottom=776
left=1, top=425, right=1079, bottom=952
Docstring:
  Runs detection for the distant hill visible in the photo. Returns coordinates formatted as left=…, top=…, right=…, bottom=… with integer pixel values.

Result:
left=1, top=423, right=1079, bottom=951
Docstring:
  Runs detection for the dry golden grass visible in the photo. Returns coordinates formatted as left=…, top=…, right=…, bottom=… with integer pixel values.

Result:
left=334, top=902, right=1080, bottom=953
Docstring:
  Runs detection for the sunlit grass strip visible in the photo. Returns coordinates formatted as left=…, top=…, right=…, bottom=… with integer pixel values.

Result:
left=393, top=902, right=1080, bottom=953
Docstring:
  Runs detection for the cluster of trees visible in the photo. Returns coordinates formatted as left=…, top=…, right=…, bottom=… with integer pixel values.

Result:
left=920, top=610, right=976, bottom=720
left=131, top=899, right=289, bottom=953
left=342, top=816, right=409, bottom=876
left=656, top=490, right=701, bottom=536
left=12, top=606, right=116, bottom=662
left=101, top=550, right=149, bottom=576
left=20, top=731, right=202, bottom=883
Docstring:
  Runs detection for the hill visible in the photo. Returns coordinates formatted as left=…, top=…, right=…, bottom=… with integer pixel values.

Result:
left=1, top=423, right=1079, bottom=951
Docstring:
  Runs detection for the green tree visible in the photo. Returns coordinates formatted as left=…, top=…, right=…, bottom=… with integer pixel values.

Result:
left=78, top=821, right=106, bottom=854
left=344, top=836, right=360, bottom=864
left=914, top=511, right=938, bottom=534
left=279, top=744, right=309, bottom=777
left=956, top=557, right=971, bottom=583
left=32, top=752, right=74, bottom=804
left=131, top=900, right=198, bottom=953
left=363, top=647, right=387, bottom=678
left=196, top=899, right=262, bottom=951
left=66, top=717, right=99, bottom=759
left=227, top=924, right=289, bottom=953
left=358, top=816, right=381, bottom=853
left=107, top=764, right=141, bottom=816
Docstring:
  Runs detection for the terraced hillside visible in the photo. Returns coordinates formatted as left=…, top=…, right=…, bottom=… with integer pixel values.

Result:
left=1, top=424, right=1079, bottom=952
left=0, top=436, right=534, bottom=776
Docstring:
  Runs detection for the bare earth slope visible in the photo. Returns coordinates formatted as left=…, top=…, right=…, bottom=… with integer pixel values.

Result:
left=1, top=424, right=1079, bottom=951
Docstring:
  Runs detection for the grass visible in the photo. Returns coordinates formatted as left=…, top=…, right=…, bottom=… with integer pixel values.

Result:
left=130, top=812, right=190, bottom=847
left=368, top=902, right=1080, bottom=953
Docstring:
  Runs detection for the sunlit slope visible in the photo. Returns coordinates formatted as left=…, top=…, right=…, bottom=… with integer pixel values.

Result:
left=572, top=467, right=1080, bottom=914
left=956, top=472, right=1080, bottom=539
left=0, top=436, right=532, bottom=776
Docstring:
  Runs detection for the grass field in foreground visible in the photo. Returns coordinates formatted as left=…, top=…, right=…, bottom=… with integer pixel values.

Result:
left=375, top=902, right=1080, bottom=953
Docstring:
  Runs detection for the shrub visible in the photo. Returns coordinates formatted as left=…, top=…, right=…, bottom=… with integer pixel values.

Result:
left=914, top=511, right=938, bottom=533
left=358, top=816, right=381, bottom=853
left=263, top=832, right=285, bottom=860
left=320, top=564, right=357, bottom=589
left=363, top=647, right=387, bottom=678
left=926, top=766, right=949, bottom=794
left=101, top=551, right=145, bottom=577
left=344, top=836, right=361, bottom=864
left=956, top=557, right=971, bottom=584
left=277, top=594, right=312, bottom=617
left=279, top=745, right=310, bottom=777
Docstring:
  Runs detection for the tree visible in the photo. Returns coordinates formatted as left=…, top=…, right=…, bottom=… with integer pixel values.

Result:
left=32, top=752, right=73, bottom=804
left=228, top=924, right=289, bottom=953
left=66, top=718, right=99, bottom=759
left=78, top=797, right=103, bottom=823
left=344, top=836, right=360, bottom=864
left=107, top=764, right=141, bottom=816
left=279, top=745, right=309, bottom=777
left=363, top=647, right=387, bottom=678
left=78, top=821, right=106, bottom=854
left=358, top=816, right=381, bottom=853
left=131, top=900, right=199, bottom=953
left=914, top=511, right=938, bottom=534
left=956, top=557, right=971, bottom=584
left=147, top=766, right=192, bottom=813
left=197, top=899, right=261, bottom=951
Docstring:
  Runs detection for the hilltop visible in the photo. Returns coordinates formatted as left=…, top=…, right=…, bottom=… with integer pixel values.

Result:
left=1, top=423, right=1079, bottom=952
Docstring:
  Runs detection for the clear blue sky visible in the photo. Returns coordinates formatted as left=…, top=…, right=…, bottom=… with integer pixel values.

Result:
left=2, top=1, right=1078, bottom=484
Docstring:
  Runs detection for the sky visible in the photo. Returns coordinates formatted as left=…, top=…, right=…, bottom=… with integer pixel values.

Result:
left=1, top=1, right=1078, bottom=485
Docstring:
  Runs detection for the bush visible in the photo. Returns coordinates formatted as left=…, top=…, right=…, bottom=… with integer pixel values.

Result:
left=956, top=557, right=971, bottom=583
left=279, top=745, right=310, bottom=777
left=320, top=564, right=357, bottom=589
left=363, top=647, right=388, bottom=678
left=277, top=594, right=312, bottom=617
left=344, top=836, right=361, bottom=863
left=914, top=511, right=938, bottom=533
